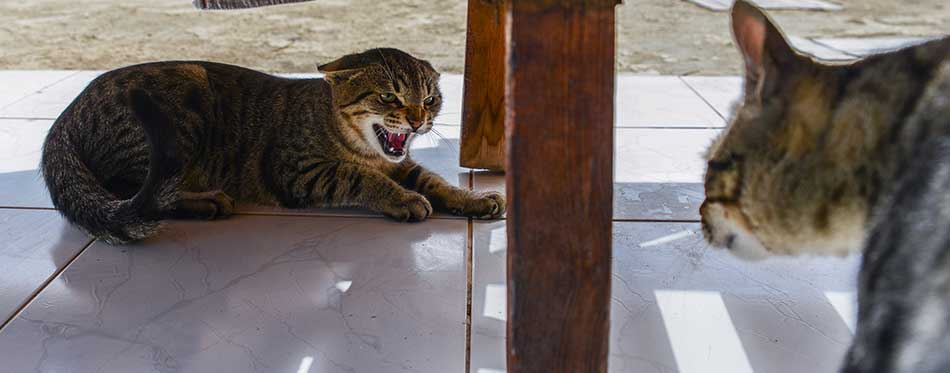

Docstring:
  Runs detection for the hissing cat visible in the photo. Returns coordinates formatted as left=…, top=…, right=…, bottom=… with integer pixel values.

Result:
left=42, top=48, right=504, bottom=244
left=701, top=1, right=950, bottom=372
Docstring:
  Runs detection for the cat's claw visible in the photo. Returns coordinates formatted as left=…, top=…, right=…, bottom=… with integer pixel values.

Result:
left=467, top=191, right=506, bottom=219
left=385, top=192, right=432, bottom=222
left=206, top=191, right=235, bottom=219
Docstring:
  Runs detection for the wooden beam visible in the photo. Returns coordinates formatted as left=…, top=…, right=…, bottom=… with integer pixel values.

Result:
left=459, top=0, right=508, bottom=171
left=505, top=1, right=618, bottom=372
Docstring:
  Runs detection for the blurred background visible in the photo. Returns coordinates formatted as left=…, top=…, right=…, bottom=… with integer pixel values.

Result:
left=2, top=0, right=949, bottom=75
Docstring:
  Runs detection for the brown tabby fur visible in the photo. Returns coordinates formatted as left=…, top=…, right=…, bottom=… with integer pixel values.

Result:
left=702, top=2, right=950, bottom=372
left=41, top=48, right=504, bottom=244
left=702, top=3, right=950, bottom=259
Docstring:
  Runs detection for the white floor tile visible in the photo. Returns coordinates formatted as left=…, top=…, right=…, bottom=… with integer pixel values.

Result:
left=655, top=290, right=754, bottom=373
left=436, top=74, right=463, bottom=125
left=615, top=128, right=719, bottom=183
left=439, top=74, right=723, bottom=128
left=473, top=128, right=717, bottom=220
left=680, top=76, right=742, bottom=121
left=616, top=76, right=724, bottom=128
left=475, top=128, right=719, bottom=186
left=0, top=71, right=76, bottom=111
left=0, top=209, right=91, bottom=324
left=0, top=119, right=54, bottom=208
left=0, top=216, right=469, bottom=373
left=470, top=221, right=507, bottom=373
left=0, top=71, right=103, bottom=119
left=470, top=221, right=859, bottom=373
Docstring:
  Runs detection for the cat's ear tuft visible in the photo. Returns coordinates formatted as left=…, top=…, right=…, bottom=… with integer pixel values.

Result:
left=732, top=0, right=768, bottom=71
left=318, top=53, right=370, bottom=84
left=731, top=0, right=798, bottom=98
left=318, top=52, right=371, bottom=73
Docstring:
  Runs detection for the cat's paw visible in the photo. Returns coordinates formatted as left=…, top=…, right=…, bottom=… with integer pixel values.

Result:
left=206, top=191, right=235, bottom=219
left=454, top=191, right=506, bottom=219
left=384, top=192, right=433, bottom=222
left=173, top=190, right=235, bottom=220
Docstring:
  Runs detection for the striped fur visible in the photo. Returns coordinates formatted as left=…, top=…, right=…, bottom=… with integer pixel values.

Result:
left=41, top=48, right=504, bottom=244
left=700, top=1, right=950, bottom=372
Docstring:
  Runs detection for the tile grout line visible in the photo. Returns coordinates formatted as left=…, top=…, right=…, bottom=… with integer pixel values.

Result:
left=613, top=218, right=701, bottom=223
left=233, top=211, right=468, bottom=220
left=427, top=122, right=727, bottom=130
left=678, top=75, right=728, bottom=122
left=0, top=70, right=83, bottom=112
left=465, top=217, right=474, bottom=373
left=615, top=125, right=725, bottom=130
left=0, top=206, right=56, bottom=211
left=470, top=217, right=701, bottom=223
left=0, top=238, right=96, bottom=333
left=0, top=207, right=474, bottom=220
left=0, top=116, right=58, bottom=121
left=464, top=169, right=474, bottom=373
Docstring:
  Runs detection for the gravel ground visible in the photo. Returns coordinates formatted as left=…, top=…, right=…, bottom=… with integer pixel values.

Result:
left=1, top=0, right=948, bottom=75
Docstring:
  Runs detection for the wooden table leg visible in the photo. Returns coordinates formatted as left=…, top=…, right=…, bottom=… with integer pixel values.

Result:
left=459, top=0, right=507, bottom=171
left=505, top=1, right=618, bottom=372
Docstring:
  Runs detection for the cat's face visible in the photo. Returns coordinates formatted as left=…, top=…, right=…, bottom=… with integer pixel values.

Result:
left=700, top=1, right=871, bottom=259
left=320, top=48, right=442, bottom=162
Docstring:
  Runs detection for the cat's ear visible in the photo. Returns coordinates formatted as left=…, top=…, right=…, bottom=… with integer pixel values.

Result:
left=318, top=52, right=372, bottom=73
left=318, top=53, right=371, bottom=84
left=731, top=0, right=798, bottom=99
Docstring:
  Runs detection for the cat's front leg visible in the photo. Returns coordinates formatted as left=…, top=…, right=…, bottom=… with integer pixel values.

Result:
left=297, top=161, right=432, bottom=222
left=394, top=160, right=505, bottom=219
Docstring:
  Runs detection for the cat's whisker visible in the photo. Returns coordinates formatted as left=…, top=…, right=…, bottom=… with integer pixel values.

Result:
left=430, top=127, right=450, bottom=142
left=426, top=128, right=460, bottom=157
left=376, top=49, right=399, bottom=87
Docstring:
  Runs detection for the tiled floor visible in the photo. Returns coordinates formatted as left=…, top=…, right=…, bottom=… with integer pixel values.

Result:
left=0, top=69, right=862, bottom=373
left=470, top=222, right=858, bottom=373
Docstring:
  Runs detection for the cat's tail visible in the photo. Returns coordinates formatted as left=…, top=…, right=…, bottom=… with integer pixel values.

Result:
left=41, top=89, right=177, bottom=244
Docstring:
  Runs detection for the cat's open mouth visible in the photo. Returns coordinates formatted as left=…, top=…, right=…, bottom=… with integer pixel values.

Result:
left=373, top=124, right=409, bottom=157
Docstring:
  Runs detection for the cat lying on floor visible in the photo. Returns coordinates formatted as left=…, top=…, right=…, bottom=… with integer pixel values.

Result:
left=42, top=48, right=504, bottom=244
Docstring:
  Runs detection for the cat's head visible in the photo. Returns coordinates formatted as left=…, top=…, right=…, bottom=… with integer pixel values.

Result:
left=319, top=48, right=442, bottom=162
left=700, top=0, right=878, bottom=259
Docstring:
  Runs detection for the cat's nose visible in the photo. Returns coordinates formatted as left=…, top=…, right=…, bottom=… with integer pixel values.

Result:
left=406, top=106, right=426, bottom=131
left=406, top=110, right=425, bottom=131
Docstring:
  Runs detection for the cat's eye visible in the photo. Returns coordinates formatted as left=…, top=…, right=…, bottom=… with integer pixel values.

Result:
left=424, top=96, right=437, bottom=105
left=707, top=153, right=742, bottom=171
left=380, top=93, right=397, bottom=103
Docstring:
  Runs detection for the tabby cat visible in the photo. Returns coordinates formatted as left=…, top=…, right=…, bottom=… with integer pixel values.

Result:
left=701, top=1, right=950, bottom=372
left=41, top=48, right=505, bottom=244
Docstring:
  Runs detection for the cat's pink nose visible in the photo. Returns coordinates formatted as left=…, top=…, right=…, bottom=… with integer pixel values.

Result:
left=406, top=106, right=426, bottom=131
left=408, top=118, right=425, bottom=131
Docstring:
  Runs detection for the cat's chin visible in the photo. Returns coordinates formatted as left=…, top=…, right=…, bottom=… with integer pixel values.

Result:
left=706, top=226, right=772, bottom=261
left=379, top=151, right=408, bottom=163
